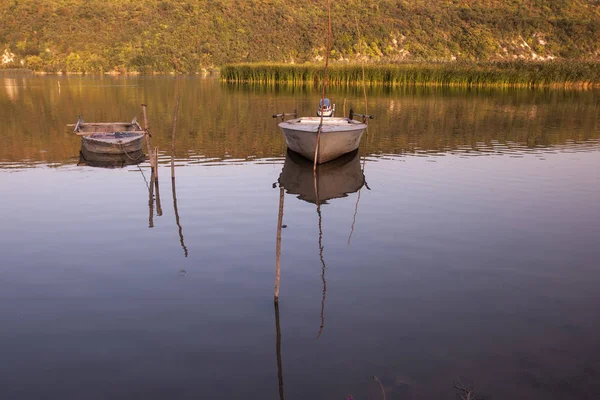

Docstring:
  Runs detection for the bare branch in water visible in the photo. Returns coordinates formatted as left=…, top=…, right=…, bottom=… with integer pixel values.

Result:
left=373, top=376, right=386, bottom=400
left=453, top=377, right=479, bottom=400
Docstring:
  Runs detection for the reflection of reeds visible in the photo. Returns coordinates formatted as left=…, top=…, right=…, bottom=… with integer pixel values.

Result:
left=221, top=61, right=600, bottom=87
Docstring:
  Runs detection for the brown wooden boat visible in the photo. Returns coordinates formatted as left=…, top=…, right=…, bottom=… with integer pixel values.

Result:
left=70, top=116, right=145, bottom=155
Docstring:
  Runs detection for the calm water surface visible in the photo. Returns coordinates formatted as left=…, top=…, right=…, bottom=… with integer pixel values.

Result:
left=1, top=74, right=599, bottom=399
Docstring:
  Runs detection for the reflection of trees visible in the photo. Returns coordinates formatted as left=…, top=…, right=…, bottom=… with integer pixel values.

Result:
left=1, top=77, right=599, bottom=166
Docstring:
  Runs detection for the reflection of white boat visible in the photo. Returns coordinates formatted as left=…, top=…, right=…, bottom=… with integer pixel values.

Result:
left=278, top=117, right=367, bottom=164
left=276, top=149, right=367, bottom=338
left=71, top=116, right=145, bottom=155
left=278, top=149, right=364, bottom=204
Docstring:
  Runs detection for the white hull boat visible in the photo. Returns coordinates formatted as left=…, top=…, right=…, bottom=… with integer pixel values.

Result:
left=278, top=117, right=367, bottom=164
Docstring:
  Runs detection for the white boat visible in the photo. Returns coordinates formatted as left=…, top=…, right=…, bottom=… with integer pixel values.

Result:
left=278, top=116, right=367, bottom=164
left=70, top=116, right=145, bottom=155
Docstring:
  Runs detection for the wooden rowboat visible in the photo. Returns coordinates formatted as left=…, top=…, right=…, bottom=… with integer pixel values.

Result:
left=70, top=116, right=145, bottom=155
left=278, top=116, right=367, bottom=164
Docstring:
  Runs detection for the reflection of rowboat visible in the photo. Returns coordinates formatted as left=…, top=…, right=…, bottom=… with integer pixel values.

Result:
left=70, top=116, right=145, bottom=155
left=78, top=146, right=144, bottom=168
left=278, top=149, right=364, bottom=204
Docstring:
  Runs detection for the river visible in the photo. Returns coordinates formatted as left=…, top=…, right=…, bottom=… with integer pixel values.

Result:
left=1, top=73, right=599, bottom=399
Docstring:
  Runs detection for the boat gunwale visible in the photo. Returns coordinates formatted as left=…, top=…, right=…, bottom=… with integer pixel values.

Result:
left=278, top=117, right=367, bottom=133
left=82, top=133, right=145, bottom=143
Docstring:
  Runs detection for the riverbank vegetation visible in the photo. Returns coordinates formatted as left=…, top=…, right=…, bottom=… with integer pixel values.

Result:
left=1, top=0, right=599, bottom=74
left=221, top=61, right=600, bottom=87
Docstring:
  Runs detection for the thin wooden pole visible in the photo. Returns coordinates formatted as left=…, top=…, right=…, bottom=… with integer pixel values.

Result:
left=141, top=104, right=153, bottom=172
left=154, top=147, right=159, bottom=178
left=171, top=95, right=180, bottom=181
left=313, top=0, right=332, bottom=172
left=274, top=185, right=285, bottom=303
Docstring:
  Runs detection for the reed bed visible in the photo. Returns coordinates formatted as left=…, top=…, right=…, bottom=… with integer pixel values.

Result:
left=221, top=61, right=600, bottom=88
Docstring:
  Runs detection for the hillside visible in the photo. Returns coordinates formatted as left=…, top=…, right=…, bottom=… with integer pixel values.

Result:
left=1, top=0, right=599, bottom=73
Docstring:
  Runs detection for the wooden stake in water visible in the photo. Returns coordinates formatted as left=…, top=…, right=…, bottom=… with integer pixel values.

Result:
left=171, top=95, right=180, bottom=181
left=274, top=185, right=285, bottom=303
left=141, top=104, right=153, bottom=172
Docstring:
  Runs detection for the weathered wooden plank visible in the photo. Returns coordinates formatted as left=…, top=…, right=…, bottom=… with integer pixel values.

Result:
left=68, top=122, right=134, bottom=127
left=75, top=130, right=144, bottom=136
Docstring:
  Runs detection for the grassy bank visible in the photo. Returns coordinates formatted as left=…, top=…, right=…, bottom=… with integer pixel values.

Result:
left=221, top=61, right=600, bottom=88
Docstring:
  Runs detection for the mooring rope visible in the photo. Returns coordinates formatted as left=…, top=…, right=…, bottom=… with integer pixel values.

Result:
left=116, top=140, right=148, bottom=190
left=117, top=141, right=144, bottom=162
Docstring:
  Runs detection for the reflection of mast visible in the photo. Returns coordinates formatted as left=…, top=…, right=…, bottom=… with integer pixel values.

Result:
left=148, top=171, right=155, bottom=228
left=154, top=154, right=163, bottom=217
left=347, top=158, right=368, bottom=245
left=171, top=179, right=188, bottom=257
left=274, top=301, right=285, bottom=400
left=314, top=169, right=327, bottom=339
left=347, top=189, right=361, bottom=245
left=348, top=122, right=370, bottom=245
left=279, top=151, right=365, bottom=339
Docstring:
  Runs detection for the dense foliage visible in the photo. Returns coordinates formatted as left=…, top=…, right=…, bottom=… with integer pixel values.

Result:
left=1, top=0, right=599, bottom=73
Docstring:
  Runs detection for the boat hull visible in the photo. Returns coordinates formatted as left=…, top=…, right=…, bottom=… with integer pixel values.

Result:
left=81, top=133, right=145, bottom=155
left=278, top=117, right=367, bottom=164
